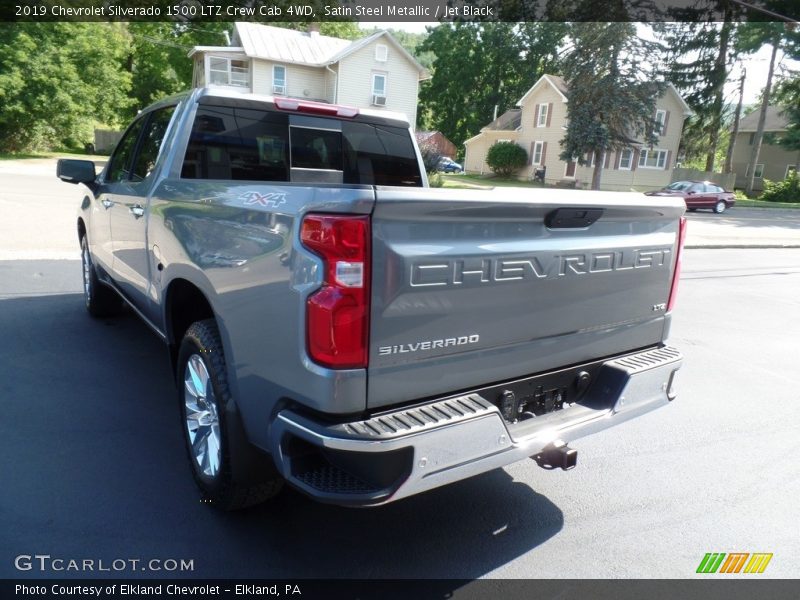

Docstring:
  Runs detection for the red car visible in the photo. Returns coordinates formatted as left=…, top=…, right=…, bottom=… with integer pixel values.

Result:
left=645, top=180, right=736, bottom=214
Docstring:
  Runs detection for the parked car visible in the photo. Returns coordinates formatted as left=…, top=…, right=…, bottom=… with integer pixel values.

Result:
left=437, top=157, right=463, bottom=173
left=645, top=180, right=735, bottom=214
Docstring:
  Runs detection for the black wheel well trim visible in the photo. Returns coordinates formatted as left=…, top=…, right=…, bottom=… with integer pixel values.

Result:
left=164, top=277, right=217, bottom=371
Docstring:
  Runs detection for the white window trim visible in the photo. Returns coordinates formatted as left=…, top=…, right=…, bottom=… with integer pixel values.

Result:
left=786, top=164, right=798, bottom=179
left=655, top=109, right=666, bottom=134
left=745, top=163, right=765, bottom=178
left=375, top=44, right=388, bottom=62
left=206, top=56, right=250, bottom=89
left=371, top=73, right=387, bottom=105
left=638, top=148, right=669, bottom=170
left=272, top=64, right=287, bottom=95
left=537, top=103, right=548, bottom=127
left=619, top=148, right=633, bottom=170
left=532, top=141, right=544, bottom=166
left=589, top=151, right=606, bottom=168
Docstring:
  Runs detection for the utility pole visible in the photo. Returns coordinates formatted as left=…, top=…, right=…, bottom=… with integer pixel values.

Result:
left=724, top=67, right=746, bottom=174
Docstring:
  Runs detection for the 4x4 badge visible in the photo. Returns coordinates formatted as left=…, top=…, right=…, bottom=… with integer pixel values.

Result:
left=239, top=191, right=287, bottom=208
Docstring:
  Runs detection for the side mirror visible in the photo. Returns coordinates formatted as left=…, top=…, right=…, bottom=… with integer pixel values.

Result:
left=687, top=190, right=696, bottom=195
left=57, top=159, right=97, bottom=184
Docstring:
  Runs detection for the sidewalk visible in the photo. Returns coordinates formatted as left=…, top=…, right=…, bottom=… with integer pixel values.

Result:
left=684, top=208, right=800, bottom=249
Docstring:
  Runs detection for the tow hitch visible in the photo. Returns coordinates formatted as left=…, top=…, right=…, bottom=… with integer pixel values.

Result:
left=532, top=440, right=578, bottom=471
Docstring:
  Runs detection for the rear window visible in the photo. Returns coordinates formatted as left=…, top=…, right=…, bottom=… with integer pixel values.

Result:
left=182, top=104, right=421, bottom=186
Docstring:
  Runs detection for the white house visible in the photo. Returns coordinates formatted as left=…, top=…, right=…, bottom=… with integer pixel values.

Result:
left=464, top=74, right=693, bottom=191
left=190, top=23, right=429, bottom=128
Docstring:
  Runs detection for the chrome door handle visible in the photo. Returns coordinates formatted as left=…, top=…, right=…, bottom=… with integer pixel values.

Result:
left=101, top=199, right=113, bottom=209
left=130, top=205, right=145, bottom=218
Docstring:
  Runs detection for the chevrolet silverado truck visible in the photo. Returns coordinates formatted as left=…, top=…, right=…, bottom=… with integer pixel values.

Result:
left=57, top=88, right=686, bottom=510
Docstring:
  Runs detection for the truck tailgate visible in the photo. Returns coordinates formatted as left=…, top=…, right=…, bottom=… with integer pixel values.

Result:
left=367, top=187, right=685, bottom=409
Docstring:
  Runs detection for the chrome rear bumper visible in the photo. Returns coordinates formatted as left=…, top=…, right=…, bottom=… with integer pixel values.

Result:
left=270, top=346, right=682, bottom=506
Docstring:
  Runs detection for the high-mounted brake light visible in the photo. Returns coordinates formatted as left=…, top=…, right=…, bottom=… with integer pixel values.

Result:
left=300, top=214, right=370, bottom=369
left=667, top=216, right=687, bottom=312
left=274, top=97, right=359, bottom=118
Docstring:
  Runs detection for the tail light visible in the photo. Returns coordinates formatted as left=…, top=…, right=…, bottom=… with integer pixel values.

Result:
left=300, top=214, right=370, bottom=368
left=667, top=216, right=687, bottom=312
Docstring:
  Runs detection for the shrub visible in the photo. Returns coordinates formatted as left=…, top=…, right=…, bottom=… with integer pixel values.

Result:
left=759, top=171, right=800, bottom=203
left=418, top=141, right=443, bottom=174
left=486, top=142, right=527, bottom=177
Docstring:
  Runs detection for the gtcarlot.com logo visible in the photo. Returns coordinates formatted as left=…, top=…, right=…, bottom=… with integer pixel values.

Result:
left=14, top=554, right=194, bottom=573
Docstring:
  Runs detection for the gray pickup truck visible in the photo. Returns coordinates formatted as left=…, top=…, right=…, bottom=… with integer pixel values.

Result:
left=58, top=88, right=685, bottom=510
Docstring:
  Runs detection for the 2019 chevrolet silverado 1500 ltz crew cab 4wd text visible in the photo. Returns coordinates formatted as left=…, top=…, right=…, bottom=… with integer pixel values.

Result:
left=58, top=88, right=685, bottom=510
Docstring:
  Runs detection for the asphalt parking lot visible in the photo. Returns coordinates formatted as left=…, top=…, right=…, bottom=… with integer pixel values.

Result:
left=1, top=162, right=799, bottom=580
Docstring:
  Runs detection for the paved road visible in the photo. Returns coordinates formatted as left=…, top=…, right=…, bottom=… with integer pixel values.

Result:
left=2, top=163, right=799, bottom=580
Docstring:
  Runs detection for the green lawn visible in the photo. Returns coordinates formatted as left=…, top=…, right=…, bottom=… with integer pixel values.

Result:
left=732, top=197, right=800, bottom=209
left=0, top=150, right=109, bottom=161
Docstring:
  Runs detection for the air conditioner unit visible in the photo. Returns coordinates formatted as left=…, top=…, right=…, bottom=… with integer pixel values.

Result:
left=372, top=94, right=386, bottom=106
left=273, top=85, right=286, bottom=95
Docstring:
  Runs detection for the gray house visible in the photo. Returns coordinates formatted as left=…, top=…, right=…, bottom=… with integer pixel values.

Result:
left=731, top=106, right=799, bottom=191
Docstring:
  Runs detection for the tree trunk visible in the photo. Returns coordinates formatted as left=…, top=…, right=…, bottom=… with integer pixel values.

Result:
left=705, top=20, right=732, bottom=173
left=724, top=69, right=746, bottom=174
left=591, top=149, right=603, bottom=190
left=745, top=40, right=779, bottom=197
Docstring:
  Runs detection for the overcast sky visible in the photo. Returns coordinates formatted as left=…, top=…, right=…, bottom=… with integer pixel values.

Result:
left=360, top=22, right=800, bottom=106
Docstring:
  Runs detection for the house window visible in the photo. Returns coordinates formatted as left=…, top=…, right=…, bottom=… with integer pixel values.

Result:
left=654, top=109, right=666, bottom=134
left=273, top=65, right=287, bottom=95
left=786, top=165, right=797, bottom=179
left=532, top=141, right=544, bottom=165
left=619, top=148, right=633, bottom=170
left=638, top=148, right=668, bottom=169
left=537, top=103, right=548, bottom=127
left=372, top=73, right=387, bottom=106
left=745, top=163, right=765, bottom=178
left=208, top=57, right=249, bottom=88
left=749, top=133, right=755, bottom=145
left=375, top=44, right=388, bottom=62
left=589, top=151, right=606, bottom=167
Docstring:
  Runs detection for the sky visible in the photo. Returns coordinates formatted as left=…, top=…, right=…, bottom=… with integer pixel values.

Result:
left=359, top=22, right=799, bottom=106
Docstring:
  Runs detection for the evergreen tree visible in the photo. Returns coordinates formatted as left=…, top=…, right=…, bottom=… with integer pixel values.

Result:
left=559, top=22, right=665, bottom=190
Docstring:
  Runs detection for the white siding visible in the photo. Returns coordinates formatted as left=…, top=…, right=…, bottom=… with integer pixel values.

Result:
left=251, top=59, right=326, bottom=101
left=336, top=39, right=420, bottom=128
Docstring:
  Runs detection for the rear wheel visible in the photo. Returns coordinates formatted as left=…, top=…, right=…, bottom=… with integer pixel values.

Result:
left=80, top=235, right=123, bottom=317
left=713, top=200, right=727, bottom=214
left=178, top=319, right=283, bottom=510
left=687, top=208, right=697, bottom=212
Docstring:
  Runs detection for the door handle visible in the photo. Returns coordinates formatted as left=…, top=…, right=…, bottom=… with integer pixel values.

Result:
left=130, top=205, right=145, bottom=218
left=101, top=199, right=114, bottom=209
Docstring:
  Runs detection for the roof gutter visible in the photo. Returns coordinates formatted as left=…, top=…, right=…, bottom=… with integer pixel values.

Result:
left=325, top=63, right=338, bottom=104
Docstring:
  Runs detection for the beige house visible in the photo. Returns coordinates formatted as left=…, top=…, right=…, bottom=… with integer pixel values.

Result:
left=464, top=74, right=693, bottom=191
left=730, top=106, right=799, bottom=191
left=189, top=23, right=429, bottom=128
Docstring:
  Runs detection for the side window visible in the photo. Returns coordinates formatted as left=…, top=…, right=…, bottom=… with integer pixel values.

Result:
left=131, top=107, right=176, bottom=182
left=342, top=122, right=422, bottom=186
left=689, top=184, right=703, bottom=193
left=182, top=105, right=289, bottom=181
left=106, top=118, right=146, bottom=183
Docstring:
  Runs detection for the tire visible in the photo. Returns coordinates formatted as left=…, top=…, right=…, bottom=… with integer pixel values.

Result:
left=687, top=207, right=697, bottom=212
left=80, top=235, right=123, bottom=317
left=713, top=200, right=727, bottom=214
left=178, top=319, right=283, bottom=510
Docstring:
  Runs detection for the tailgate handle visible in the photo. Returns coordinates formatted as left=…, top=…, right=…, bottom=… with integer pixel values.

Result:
left=546, top=208, right=603, bottom=229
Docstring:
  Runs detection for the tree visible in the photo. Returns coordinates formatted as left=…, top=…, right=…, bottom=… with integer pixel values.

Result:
left=0, top=23, right=132, bottom=152
left=773, top=77, right=800, bottom=154
left=559, top=23, right=665, bottom=190
left=737, top=21, right=800, bottom=196
left=486, top=141, right=528, bottom=177
left=418, top=22, right=566, bottom=147
left=654, top=17, right=740, bottom=172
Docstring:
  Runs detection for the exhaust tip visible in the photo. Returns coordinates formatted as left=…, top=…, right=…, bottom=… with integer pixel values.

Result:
left=532, top=440, right=578, bottom=471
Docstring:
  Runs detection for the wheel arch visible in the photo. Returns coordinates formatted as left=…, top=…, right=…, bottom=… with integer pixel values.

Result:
left=164, top=278, right=217, bottom=373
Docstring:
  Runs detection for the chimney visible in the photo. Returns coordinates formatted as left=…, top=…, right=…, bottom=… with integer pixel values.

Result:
left=308, top=22, right=320, bottom=37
